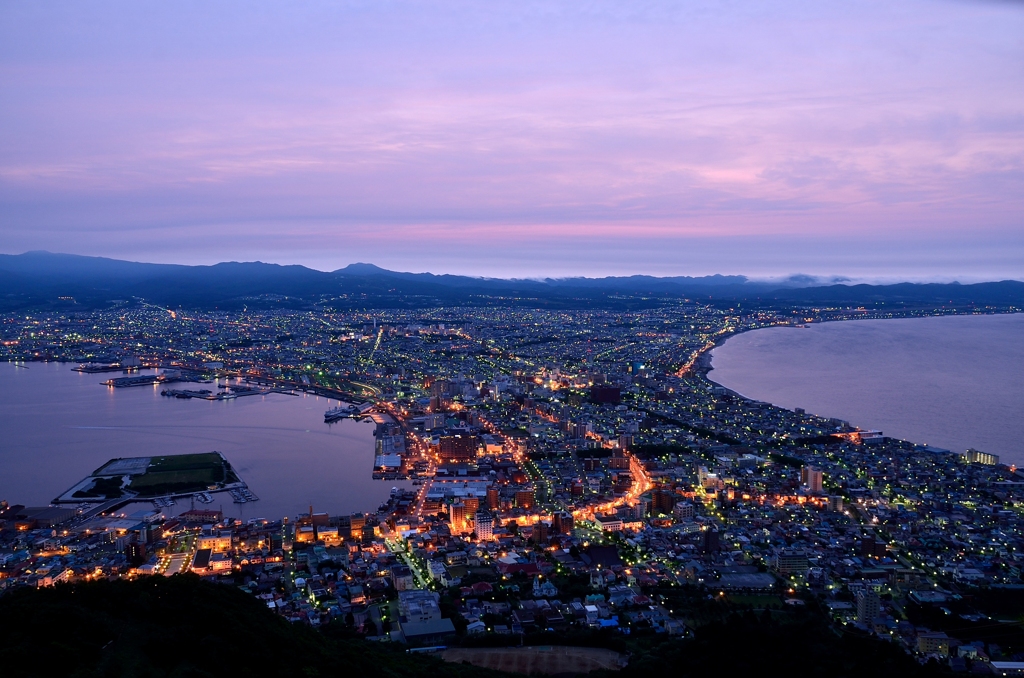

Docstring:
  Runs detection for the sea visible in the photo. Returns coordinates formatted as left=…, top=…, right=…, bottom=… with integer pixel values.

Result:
left=709, top=313, right=1024, bottom=467
left=0, top=363, right=404, bottom=519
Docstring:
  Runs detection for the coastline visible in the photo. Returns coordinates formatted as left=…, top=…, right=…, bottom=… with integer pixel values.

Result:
left=0, top=362, right=394, bottom=517
left=702, top=308, right=1024, bottom=386
left=702, top=312, right=1024, bottom=464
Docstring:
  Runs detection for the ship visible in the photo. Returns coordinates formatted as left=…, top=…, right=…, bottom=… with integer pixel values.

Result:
left=324, top=404, right=357, bottom=421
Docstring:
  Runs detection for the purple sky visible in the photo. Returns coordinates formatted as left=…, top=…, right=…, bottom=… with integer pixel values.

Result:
left=1, top=1, right=1022, bottom=279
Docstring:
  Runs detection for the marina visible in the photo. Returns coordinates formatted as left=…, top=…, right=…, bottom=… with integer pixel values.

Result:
left=324, top=401, right=374, bottom=422
left=229, top=487, right=260, bottom=504
left=161, top=384, right=293, bottom=401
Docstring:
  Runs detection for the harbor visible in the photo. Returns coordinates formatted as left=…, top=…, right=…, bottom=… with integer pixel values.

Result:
left=161, top=385, right=296, bottom=401
left=1, top=362, right=403, bottom=519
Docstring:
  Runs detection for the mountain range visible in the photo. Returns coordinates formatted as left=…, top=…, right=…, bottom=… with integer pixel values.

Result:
left=1, top=251, right=1021, bottom=311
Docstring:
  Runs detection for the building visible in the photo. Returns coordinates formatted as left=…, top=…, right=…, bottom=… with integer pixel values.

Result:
left=295, top=526, right=316, bottom=544
left=191, top=548, right=212, bottom=573
left=392, top=564, right=415, bottom=591
left=125, top=542, right=146, bottom=562
left=15, top=506, right=77, bottom=528
left=438, top=433, right=478, bottom=463
left=860, top=537, right=887, bottom=559
left=595, top=514, right=623, bottom=532
left=772, top=549, right=808, bottom=574
left=801, top=465, right=823, bottom=494
left=514, top=488, right=535, bottom=510
left=398, top=589, right=443, bottom=621
left=338, top=513, right=366, bottom=540
left=552, top=510, right=574, bottom=535
left=672, top=502, right=695, bottom=521
left=196, top=532, right=232, bottom=552
left=474, top=511, right=493, bottom=540
left=827, top=495, right=844, bottom=512
left=449, top=501, right=469, bottom=533
left=609, top=448, right=630, bottom=470
left=398, top=617, right=456, bottom=645
left=961, top=448, right=999, bottom=465
left=918, top=632, right=950, bottom=656
left=856, top=590, right=881, bottom=623
left=652, top=489, right=677, bottom=514
left=179, top=509, right=222, bottom=524
left=701, top=528, right=720, bottom=555
left=316, top=526, right=341, bottom=545
left=532, top=522, right=550, bottom=543
left=486, top=485, right=500, bottom=510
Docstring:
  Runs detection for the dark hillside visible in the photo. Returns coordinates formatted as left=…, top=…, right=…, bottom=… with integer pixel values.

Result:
left=0, top=576, right=497, bottom=678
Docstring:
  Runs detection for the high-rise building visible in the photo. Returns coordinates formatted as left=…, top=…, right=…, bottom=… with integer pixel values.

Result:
left=856, top=590, right=881, bottom=623
left=486, top=485, right=500, bottom=510
left=474, top=511, right=493, bottom=540
left=609, top=448, right=630, bottom=470
left=125, top=542, right=146, bottom=563
left=449, top=501, right=468, bottom=533
left=438, top=434, right=478, bottom=463
left=514, top=488, right=535, bottom=510
left=533, top=522, right=550, bottom=543
left=860, top=537, right=887, bottom=559
left=828, top=495, right=844, bottom=512
left=652, top=489, right=677, bottom=514
left=701, top=528, right=720, bottom=554
left=552, top=511, right=574, bottom=535
left=801, top=465, right=824, bottom=494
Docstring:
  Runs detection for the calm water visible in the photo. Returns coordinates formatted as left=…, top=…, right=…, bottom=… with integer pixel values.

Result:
left=709, top=313, right=1024, bottom=466
left=0, top=363, right=402, bottom=518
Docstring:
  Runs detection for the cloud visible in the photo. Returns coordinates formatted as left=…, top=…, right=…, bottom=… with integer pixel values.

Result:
left=0, top=0, right=1022, bottom=277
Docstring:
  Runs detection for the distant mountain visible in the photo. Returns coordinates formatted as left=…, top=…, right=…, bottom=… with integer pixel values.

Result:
left=0, top=251, right=1021, bottom=311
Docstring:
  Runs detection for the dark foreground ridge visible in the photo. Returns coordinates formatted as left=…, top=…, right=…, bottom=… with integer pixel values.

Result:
left=1, top=251, right=1022, bottom=311
left=0, top=576, right=947, bottom=678
left=0, top=575, right=497, bottom=678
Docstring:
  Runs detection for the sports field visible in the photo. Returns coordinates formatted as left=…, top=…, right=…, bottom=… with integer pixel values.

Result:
left=126, top=453, right=226, bottom=495
left=57, top=452, right=236, bottom=502
left=441, top=646, right=625, bottom=675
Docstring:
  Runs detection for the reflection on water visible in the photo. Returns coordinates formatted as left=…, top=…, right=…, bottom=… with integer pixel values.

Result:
left=709, top=313, right=1024, bottom=466
left=0, top=363, right=404, bottom=519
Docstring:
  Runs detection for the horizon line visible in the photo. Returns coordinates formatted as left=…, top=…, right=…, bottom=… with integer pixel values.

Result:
left=3, top=249, right=1023, bottom=287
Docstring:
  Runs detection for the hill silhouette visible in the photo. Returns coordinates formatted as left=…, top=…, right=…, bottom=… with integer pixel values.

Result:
left=1, top=251, right=1020, bottom=311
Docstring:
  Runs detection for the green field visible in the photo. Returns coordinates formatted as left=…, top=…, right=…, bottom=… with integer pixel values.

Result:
left=58, top=453, right=238, bottom=502
left=128, top=467, right=221, bottom=491
left=148, top=453, right=225, bottom=472
left=126, top=454, right=227, bottom=496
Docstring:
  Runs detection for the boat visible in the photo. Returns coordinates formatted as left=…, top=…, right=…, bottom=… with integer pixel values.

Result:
left=325, top=404, right=358, bottom=421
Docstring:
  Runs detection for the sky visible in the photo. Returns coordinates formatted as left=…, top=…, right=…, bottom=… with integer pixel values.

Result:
left=1, top=0, right=1022, bottom=280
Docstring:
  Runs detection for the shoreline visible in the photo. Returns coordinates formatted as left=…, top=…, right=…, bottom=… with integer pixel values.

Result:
left=702, top=309, right=1024, bottom=385
left=0, top=362, right=392, bottom=517
left=701, top=312, right=1023, bottom=464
